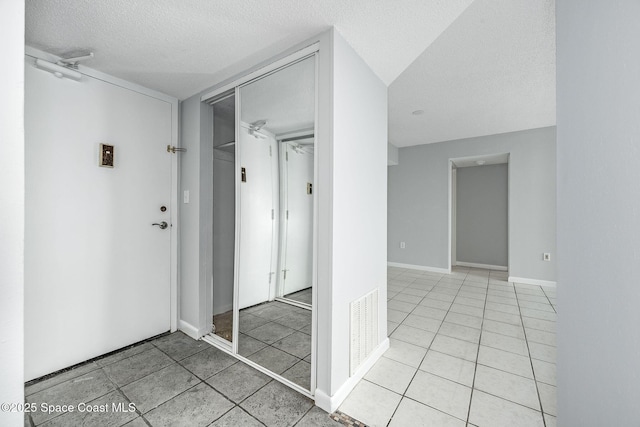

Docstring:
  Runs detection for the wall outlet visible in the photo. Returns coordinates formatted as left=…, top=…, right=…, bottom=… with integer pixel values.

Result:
left=400, top=241, right=406, bottom=249
left=543, top=253, right=551, bottom=261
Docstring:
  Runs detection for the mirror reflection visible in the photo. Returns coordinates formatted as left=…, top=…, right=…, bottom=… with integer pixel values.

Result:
left=278, top=136, right=314, bottom=305
left=237, top=56, right=315, bottom=390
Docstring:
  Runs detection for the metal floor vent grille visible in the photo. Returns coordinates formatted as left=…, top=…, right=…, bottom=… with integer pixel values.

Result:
left=350, top=288, right=379, bottom=376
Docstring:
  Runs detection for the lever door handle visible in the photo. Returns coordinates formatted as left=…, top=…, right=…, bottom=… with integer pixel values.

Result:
left=152, top=221, right=168, bottom=230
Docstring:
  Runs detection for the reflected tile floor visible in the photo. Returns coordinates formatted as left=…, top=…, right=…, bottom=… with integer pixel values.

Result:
left=240, top=300, right=312, bottom=390
left=340, top=266, right=557, bottom=427
left=24, top=330, right=337, bottom=427
left=284, top=288, right=313, bottom=305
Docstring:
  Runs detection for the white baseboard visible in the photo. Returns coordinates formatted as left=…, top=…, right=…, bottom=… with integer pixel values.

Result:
left=508, top=276, right=557, bottom=288
left=387, top=262, right=450, bottom=275
left=178, top=320, right=207, bottom=340
left=314, top=338, right=390, bottom=413
left=456, top=261, right=508, bottom=271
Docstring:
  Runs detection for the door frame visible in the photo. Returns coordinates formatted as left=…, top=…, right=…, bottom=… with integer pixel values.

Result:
left=448, top=154, right=510, bottom=273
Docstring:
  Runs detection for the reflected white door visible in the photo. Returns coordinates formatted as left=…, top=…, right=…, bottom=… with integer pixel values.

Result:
left=282, top=144, right=314, bottom=295
left=238, top=126, right=278, bottom=308
left=25, top=64, right=172, bottom=378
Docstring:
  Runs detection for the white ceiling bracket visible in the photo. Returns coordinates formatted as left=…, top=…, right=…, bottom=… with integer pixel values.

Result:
left=57, top=51, right=94, bottom=69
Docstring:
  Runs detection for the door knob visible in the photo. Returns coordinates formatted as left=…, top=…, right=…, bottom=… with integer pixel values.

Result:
left=152, top=221, right=168, bottom=230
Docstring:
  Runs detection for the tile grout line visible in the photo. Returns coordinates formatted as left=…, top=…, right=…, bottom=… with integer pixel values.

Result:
left=541, top=287, right=558, bottom=314
left=514, top=284, right=549, bottom=427
left=464, top=273, right=490, bottom=426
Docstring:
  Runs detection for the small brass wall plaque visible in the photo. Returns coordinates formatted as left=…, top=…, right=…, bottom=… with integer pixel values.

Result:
left=99, top=143, right=114, bottom=168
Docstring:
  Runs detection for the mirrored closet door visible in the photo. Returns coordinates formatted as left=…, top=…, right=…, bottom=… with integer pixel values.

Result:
left=236, top=55, right=316, bottom=391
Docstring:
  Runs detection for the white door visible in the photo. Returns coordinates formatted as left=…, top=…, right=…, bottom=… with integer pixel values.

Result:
left=24, top=63, right=172, bottom=379
left=237, top=126, right=278, bottom=309
left=281, top=143, right=314, bottom=295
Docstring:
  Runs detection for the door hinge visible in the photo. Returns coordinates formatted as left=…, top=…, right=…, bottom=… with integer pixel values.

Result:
left=283, top=269, right=288, bottom=280
left=286, top=151, right=289, bottom=161
left=286, top=210, right=289, bottom=220
left=269, top=146, right=272, bottom=157
left=271, top=209, right=274, bottom=220
left=167, top=145, right=187, bottom=154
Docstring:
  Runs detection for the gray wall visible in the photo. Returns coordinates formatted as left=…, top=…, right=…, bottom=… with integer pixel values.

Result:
left=388, top=127, right=556, bottom=282
left=178, top=95, right=213, bottom=335
left=456, top=164, right=508, bottom=267
left=212, top=106, right=235, bottom=315
left=557, top=1, right=640, bottom=425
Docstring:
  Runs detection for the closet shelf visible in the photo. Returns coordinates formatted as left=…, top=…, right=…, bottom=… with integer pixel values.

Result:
left=215, top=141, right=235, bottom=149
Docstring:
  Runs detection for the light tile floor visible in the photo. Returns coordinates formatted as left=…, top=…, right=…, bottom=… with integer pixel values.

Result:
left=24, top=331, right=337, bottom=427
left=339, top=266, right=557, bottom=427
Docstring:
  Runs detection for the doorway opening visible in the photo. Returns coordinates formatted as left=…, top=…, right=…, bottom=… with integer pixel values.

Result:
left=450, top=154, right=509, bottom=272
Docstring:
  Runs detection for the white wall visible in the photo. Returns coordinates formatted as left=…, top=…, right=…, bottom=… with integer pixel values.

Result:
left=24, top=53, right=177, bottom=380
left=388, top=127, right=556, bottom=282
left=330, top=30, right=388, bottom=395
left=0, top=2, right=25, bottom=425
left=456, top=164, right=508, bottom=267
left=557, top=1, right=640, bottom=424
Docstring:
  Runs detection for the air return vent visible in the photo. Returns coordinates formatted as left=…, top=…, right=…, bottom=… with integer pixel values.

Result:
left=350, top=289, right=379, bottom=376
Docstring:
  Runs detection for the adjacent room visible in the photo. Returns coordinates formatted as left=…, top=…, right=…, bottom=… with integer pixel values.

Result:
left=3, top=1, right=640, bottom=427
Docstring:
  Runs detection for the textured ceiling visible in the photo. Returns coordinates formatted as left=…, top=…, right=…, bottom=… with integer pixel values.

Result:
left=25, top=0, right=473, bottom=100
left=389, top=0, right=556, bottom=146
left=25, top=0, right=556, bottom=147
left=240, top=56, right=315, bottom=136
